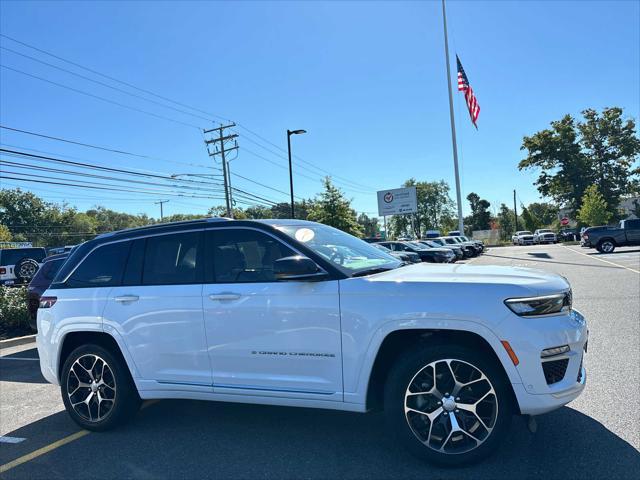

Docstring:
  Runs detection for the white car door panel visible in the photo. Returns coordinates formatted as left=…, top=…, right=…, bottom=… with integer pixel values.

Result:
left=203, top=228, right=342, bottom=399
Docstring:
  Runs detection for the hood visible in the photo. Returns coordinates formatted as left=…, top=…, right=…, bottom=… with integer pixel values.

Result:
left=366, top=263, right=569, bottom=296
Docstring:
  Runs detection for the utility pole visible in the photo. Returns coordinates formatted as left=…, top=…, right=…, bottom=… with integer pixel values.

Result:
left=155, top=200, right=169, bottom=221
left=442, top=0, right=464, bottom=235
left=204, top=123, right=238, bottom=218
left=513, top=189, right=519, bottom=231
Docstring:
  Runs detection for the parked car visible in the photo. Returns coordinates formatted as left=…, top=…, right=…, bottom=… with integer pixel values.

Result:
left=378, top=241, right=455, bottom=263
left=457, top=235, right=485, bottom=253
left=581, top=219, right=640, bottom=253
left=558, top=228, right=579, bottom=242
left=37, top=219, right=588, bottom=465
left=512, top=231, right=535, bottom=245
left=47, top=245, right=76, bottom=256
left=533, top=229, right=557, bottom=244
left=440, top=236, right=480, bottom=257
left=417, top=239, right=464, bottom=260
left=26, top=253, right=69, bottom=330
left=372, top=243, right=421, bottom=264
left=0, top=247, right=47, bottom=286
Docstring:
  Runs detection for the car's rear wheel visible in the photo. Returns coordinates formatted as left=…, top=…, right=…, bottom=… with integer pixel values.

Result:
left=384, top=344, right=513, bottom=466
left=61, top=344, right=140, bottom=431
left=596, top=239, right=616, bottom=254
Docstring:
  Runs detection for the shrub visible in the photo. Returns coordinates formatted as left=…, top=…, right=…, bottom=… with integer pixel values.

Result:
left=0, top=286, right=31, bottom=332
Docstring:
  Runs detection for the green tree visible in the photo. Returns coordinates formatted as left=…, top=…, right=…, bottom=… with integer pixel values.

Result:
left=578, top=108, right=640, bottom=218
left=0, top=224, right=11, bottom=242
left=465, top=192, right=491, bottom=233
left=520, top=205, right=539, bottom=232
left=389, top=179, right=455, bottom=238
left=527, top=202, right=559, bottom=226
left=577, top=185, right=612, bottom=226
left=308, top=178, right=362, bottom=236
left=357, top=213, right=380, bottom=238
left=519, top=108, right=640, bottom=217
left=497, top=204, right=515, bottom=240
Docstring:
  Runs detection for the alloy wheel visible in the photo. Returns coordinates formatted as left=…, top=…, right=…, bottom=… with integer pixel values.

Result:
left=601, top=241, right=614, bottom=253
left=67, top=354, right=117, bottom=422
left=404, top=359, right=498, bottom=455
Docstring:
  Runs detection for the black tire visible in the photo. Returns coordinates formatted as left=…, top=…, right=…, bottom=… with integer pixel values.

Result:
left=384, top=344, right=513, bottom=466
left=596, top=239, right=616, bottom=254
left=61, top=344, right=141, bottom=431
left=14, top=257, right=39, bottom=283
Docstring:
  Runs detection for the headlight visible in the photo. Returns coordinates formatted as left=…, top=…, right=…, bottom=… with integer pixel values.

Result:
left=504, top=291, right=572, bottom=317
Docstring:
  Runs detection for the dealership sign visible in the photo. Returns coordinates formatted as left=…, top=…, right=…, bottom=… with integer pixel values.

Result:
left=377, top=187, right=418, bottom=216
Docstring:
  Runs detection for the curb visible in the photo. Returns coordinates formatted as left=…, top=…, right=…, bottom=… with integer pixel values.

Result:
left=0, top=334, right=36, bottom=349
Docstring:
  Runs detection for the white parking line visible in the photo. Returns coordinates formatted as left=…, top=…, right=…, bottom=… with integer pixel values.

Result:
left=0, top=436, right=26, bottom=444
left=562, top=246, right=640, bottom=274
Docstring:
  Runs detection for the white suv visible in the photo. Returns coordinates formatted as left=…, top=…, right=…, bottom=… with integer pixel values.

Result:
left=37, top=219, right=587, bottom=465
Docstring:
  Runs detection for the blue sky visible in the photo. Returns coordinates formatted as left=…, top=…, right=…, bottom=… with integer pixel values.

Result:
left=1, top=0, right=638, bottom=220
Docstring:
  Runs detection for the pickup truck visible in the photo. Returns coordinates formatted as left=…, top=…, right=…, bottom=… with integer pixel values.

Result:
left=581, top=219, right=640, bottom=253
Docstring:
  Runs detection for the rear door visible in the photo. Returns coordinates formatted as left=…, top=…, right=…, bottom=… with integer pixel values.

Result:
left=103, top=231, right=211, bottom=388
left=202, top=227, right=342, bottom=400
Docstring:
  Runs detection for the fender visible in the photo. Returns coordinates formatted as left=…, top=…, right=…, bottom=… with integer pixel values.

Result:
left=343, top=317, right=523, bottom=405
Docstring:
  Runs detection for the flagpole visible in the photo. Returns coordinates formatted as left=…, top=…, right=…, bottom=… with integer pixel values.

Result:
left=441, top=0, right=464, bottom=235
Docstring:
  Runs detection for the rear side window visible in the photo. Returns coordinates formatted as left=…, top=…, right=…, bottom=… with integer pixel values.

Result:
left=65, top=242, right=131, bottom=288
left=41, top=259, right=65, bottom=281
left=142, top=232, right=202, bottom=285
left=626, top=219, right=640, bottom=229
left=0, top=248, right=47, bottom=265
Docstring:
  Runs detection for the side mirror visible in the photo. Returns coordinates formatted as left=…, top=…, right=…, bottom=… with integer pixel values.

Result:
left=274, top=256, right=327, bottom=281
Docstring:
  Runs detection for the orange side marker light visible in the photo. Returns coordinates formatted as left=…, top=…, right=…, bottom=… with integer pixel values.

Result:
left=501, top=340, right=520, bottom=366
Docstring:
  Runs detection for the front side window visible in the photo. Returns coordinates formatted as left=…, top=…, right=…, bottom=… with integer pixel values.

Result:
left=65, top=242, right=130, bottom=288
left=143, top=232, right=202, bottom=285
left=207, top=229, right=295, bottom=283
left=275, top=223, right=400, bottom=274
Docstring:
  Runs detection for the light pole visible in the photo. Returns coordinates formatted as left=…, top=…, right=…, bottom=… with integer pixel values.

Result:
left=287, top=129, right=306, bottom=218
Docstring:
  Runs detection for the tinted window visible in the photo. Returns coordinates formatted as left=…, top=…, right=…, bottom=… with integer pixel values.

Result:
left=143, top=232, right=201, bottom=285
left=625, top=219, right=640, bottom=229
left=66, top=242, right=130, bottom=288
left=0, top=248, right=47, bottom=265
left=122, top=239, right=145, bottom=286
left=207, top=229, right=295, bottom=283
left=41, top=259, right=65, bottom=281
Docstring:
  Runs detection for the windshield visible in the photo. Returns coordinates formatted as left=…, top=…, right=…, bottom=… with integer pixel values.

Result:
left=408, top=241, right=428, bottom=250
left=518, top=231, right=532, bottom=235
left=424, top=240, right=443, bottom=248
left=430, top=238, right=445, bottom=246
left=538, top=229, right=553, bottom=233
left=276, top=223, right=401, bottom=274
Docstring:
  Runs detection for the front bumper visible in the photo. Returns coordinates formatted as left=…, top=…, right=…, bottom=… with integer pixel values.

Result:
left=503, top=309, right=588, bottom=415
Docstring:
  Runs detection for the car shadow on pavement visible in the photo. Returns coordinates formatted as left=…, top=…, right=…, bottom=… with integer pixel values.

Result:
left=2, top=400, right=638, bottom=479
left=0, top=348, right=47, bottom=384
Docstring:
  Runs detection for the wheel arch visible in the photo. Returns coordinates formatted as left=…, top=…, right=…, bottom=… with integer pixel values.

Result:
left=57, top=331, right=134, bottom=383
left=365, top=329, right=520, bottom=414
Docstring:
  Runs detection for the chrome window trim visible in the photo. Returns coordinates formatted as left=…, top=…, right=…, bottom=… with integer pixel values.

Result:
left=59, top=225, right=329, bottom=286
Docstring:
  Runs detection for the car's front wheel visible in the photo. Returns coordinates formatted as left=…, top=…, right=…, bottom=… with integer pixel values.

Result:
left=384, top=344, right=513, bottom=466
left=61, top=344, right=140, bottom=431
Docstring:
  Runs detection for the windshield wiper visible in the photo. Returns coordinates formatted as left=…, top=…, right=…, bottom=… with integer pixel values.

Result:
left=351, top=266, right=397, bottom=277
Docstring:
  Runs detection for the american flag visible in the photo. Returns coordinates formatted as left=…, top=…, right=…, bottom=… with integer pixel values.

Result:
left=457, top=55, right=480, bottom=128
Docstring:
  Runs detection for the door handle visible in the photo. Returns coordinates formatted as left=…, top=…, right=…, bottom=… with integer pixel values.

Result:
left=114, top=295, right=139, bottom=303
left=209, top=293, right=241, bottom=301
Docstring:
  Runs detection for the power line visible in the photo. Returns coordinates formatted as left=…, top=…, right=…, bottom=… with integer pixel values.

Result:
left=0, top=65, right=202, bottom=130
left=1, top=34, right=377, bottom=194
left=0, top=126, right=213, bottom=170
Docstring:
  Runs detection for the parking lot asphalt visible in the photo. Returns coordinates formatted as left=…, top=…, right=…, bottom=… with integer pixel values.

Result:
left=1, top=244, right=639, bottom=479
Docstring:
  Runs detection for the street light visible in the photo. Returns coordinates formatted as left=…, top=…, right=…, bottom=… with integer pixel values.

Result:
left=287, top=129, right=307, bottom=218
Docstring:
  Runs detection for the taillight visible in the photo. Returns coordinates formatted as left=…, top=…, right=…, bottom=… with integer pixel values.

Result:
left=583, top=234, right=589, bottom=239
left=39, top=296, right=57, bottom=308
left=0, top=267, right=5, bottom=274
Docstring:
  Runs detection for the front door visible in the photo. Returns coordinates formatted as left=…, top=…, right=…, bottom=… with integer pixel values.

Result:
left=203, top=227, right=342, bottom=400
left=103, top=232, right=211, bottom=387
